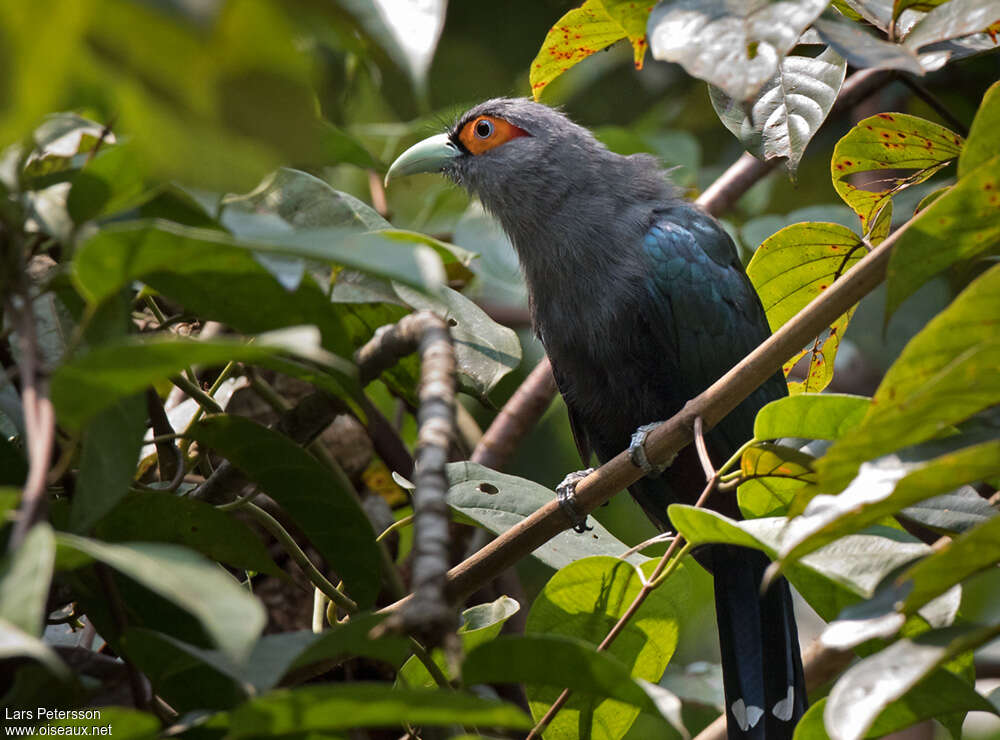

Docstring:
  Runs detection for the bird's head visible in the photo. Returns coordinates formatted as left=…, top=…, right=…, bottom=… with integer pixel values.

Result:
left=385, top=98, right=604, bottom=218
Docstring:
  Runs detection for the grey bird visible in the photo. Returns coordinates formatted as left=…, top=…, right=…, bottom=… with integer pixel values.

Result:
left=387, top=98, right=807, bottom=739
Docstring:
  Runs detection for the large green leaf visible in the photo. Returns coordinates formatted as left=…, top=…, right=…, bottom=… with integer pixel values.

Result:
left=747, top=222, right=867, bottom=392
left=66, top=141, right=152, bottom=223
left=226, top=683, right=531, bottom=736
left=647, top=0, right=829, bottom=102
left=795, top=672, right=995, bottom=740
left=959, top=79, right=1000, bottom=177
left=885, top=154, right=1000, bottom=319
left=753, top=393, right=869, bottom=441
left=524, top=556, right=689, bottom=740
left=189, top=415, right=381, bottom=609
left=779, top=439, right=1000, bottom=564
left=69, top=393, right=146, bottom=532
left=55, top=534, right=265, bottom=663
left=0, top=523, right=55, bottom=635
left=445, top=462, right=644, bottom=571
left=94, top=491, right=283, bottom=578
left=50, top=335, right=353, bottom=429
left=830, top=113, right=962, bottom=232
left=824, top=622, right=1000, bottom=740
left=710, top=46, right=846, bottom=174
left=816, top=263, right=1000, bottom=492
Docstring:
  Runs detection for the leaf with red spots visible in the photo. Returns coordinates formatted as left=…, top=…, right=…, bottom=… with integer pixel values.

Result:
left=710, top=46, right=846, bottom=175
left=602, top=0, right=655, bottom=67
left=647, top=0, right=829, bottom=102
left=529, top=0, right=631, bottom=101
left=885, top=154, right=1000, bottom=319
left=747, top=222, right=868, bottom=394
left=830, top=113, right=963, bottom=235
left=817, top=263, right=1000, bottom=494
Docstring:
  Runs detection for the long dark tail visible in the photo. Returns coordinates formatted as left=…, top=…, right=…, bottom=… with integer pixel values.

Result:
left=711, top=545, right=807, bottom=738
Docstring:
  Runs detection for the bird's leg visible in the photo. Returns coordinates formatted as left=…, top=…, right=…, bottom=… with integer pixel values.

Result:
left=555, top=468, right=595, bottom=533
left=629, top=422, right=674, bottom=477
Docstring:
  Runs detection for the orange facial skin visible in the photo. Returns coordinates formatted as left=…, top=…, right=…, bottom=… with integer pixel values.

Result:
left=457, top=115, right=529, bottom=155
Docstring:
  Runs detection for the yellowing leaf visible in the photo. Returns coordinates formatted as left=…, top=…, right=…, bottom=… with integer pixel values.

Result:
left=602, top=0, right=654, bottom=67
left=831, top=113, right=963, bottom=234
left=529, top=0, right=630, bottom=101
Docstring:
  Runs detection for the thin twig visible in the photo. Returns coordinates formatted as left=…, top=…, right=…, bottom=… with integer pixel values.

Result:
left=692, top=416, right=714, bottom=482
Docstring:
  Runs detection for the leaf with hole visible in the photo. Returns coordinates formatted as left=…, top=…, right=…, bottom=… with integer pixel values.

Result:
left=446, top=462, right=644, bottom=570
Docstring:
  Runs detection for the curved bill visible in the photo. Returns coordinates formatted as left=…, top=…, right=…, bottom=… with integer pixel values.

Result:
left=384, top=133, right=460, bottom=186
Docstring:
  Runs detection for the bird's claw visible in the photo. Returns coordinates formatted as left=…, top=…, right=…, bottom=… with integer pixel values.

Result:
left=629, top=422, right=672, bottom=477
left=556, top=468, right=595, bottom=533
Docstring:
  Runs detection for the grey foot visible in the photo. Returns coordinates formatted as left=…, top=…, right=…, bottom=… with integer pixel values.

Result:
left=556, top=468, right=595, bottom=533
left=629, top=422, right=671, bottom=477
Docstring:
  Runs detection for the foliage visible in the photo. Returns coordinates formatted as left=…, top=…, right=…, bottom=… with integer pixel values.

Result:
left=0, top=1, right=998, bottom=739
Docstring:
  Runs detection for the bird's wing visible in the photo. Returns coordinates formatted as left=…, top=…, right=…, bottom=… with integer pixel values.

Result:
left=641, top=205, right=787, bottom=454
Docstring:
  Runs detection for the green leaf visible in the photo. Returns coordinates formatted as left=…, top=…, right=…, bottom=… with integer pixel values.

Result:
left=709, top=47, right=846, bottom=174
left=747, top=222, right=867, bottom=392
left=50, top=336, right=301, bottom=428
left=524, top=556, right=689, bottom=740
left=285, top=613, right=411, bottom=678
left=446, top=462, right=645, bottom=571
left=817, top=263, right=1000, bottom=492
left=753, top=393, right=869, bottom=441
left=959, top=80, right=1000, bottom=177
left=738, top=443, right=816, bottom=518
left=648, top=0, right=829, bottom=102
left=0, top=523, right=55, bottom=635
left=55, top=534, right=265, bottom=663
left=398, top=596, right=521, bottom=688
left=885, top=154, right=1000, bottom=319
left=67, top=142, right=151, bottom=223
left=899, top=514, right=1000, bottom=614
left=190, top=415, right=381, bottom=609
left=528, top=0, right=630, bottom=101
left=901, top=0, right=1000, bottom=51
left=69, top=393, right=146, bottom=532
left=668, top=506, right=932, bottom=621
left=0, top=617, right=70, bottom=680
left=892, top=0, right=949, bottom=20
left=226, top=683, right=531, bottom=736
left=812, top=17, right=924, bottom=75
left=780, top=439, right=1000, bottom=564
left=395, top=285, right=521, bottom=404
left=41, top=707, right=160, bottom=739
left=824, top=622, right=1000, bottom=740
left=94, top=491, right=283, bottom=578
left=830, top=113, right=963, bottom=232
left=465, top=634, right=657, bottom=712
left=796, top=671, right=995, bottom=740
left=897, top=485, right=996, bottom=534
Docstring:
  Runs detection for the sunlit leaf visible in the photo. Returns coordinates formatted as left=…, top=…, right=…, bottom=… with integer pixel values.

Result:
left=958, top=79, right=1000, bottom=177
left=830, top=113, right=963, bottom=232
left=710, top=47, right=846, bottom=174
left=824, top=622, right=1000, bottom=740
left=648, top=0, right=829, bottom=102
left=525, top=556, right=689, bottom=739
left=812, top=16, right=924, bottom=74
left=753, top=393, right=869, bottom=441
left=897, top=485, right=996, bottom=534
left=529, top=0, right=630, bottom=101
left=902, top=0, right=1000, bottom=50
left=816, top=264, right=1000, bottom=492
left=885, top=154, right=1000, bottom=319
left=747, top=222, right=867, bottom=392
left=738, top=442, right=816, bottom=518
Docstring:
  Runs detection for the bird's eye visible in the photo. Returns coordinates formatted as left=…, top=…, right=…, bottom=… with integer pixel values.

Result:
left=474, top=119, right=494, bottom=139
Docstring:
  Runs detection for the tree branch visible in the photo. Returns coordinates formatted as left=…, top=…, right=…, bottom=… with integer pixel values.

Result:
left=380, top=212, right=909, bottom=613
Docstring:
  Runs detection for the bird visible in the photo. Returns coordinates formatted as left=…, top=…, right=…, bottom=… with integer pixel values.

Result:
left=385, top=98, right=807, bottom=738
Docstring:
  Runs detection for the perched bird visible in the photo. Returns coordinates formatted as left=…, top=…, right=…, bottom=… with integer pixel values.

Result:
left=386, top=98, right=806, bottom=738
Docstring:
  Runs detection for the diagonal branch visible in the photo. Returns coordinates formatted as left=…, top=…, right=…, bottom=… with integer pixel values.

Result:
left=381, top=210, right=909, bottom=613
